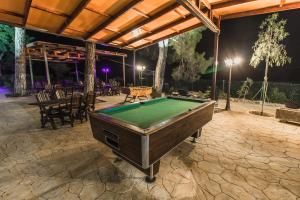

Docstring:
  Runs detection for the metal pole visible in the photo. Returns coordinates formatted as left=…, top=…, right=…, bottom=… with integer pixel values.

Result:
left=225, top=66, right=232, bottom=111
left=133, top=50, right=136, bottom=86
left=75, top=61, right=79, bottom=82
left=28, top=55, right=34, bottom=88
left=43, top=46, right=51, bottom=85
left=122, top=56, right=126, bottom=87
left=211, top=17, right=221, bottom=100
left=141, top=71, right=143, bottom=86
left=105, top=72, right=108, bottom=83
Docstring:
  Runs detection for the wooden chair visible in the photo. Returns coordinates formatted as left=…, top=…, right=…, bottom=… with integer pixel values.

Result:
left=72, top=93, right=85, bottom=123
left=59, top=93, right=82, bottom=126
left=44, top=84, right=52, bottom=93
left=55, top=89, right=66, bottom=100
left=111, top=86, right=121, bottom=96
left=36, top=92, right=61, bottom=129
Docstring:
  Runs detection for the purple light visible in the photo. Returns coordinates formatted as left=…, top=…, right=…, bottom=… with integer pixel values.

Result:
left=101, top=67, right=110, bottom=73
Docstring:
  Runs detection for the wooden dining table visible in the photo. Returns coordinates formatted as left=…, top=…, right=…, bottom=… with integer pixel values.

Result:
left=28, top=98, right=70, bottom=106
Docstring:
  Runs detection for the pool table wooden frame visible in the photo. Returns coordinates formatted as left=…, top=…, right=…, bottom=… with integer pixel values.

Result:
left=89, top=96, right=215, bottom=182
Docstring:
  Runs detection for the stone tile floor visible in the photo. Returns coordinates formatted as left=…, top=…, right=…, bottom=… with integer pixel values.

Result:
left=0, top=95, right=299, bottom=200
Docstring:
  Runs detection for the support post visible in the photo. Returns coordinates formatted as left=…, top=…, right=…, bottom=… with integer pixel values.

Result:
left=225, top=66, right=232, bottom=111
left=75, top=61, right=79, bottom=82
left=133, top=50, right=136, bottom=86
left=28, top=55, right=34, bottom=88
left=122, top=56, right=126, bottom=87
left=211, top=17, right=221, bottom=100
left=84, top=42, right=96, bottom=94
left=43, top=45, right=51, bottom=85
left=14, top=27, right=27, bottom=95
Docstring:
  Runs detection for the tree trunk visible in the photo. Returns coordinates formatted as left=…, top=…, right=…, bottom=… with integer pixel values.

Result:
left=84, top=42, right=95, bottom=94
left=0, top=53, right=4, bottom=77
left=261, top=56, right=269, bottom=115
left=154, top=40, right=168, bottom=92
left=14, top=27, right=26, bottom=95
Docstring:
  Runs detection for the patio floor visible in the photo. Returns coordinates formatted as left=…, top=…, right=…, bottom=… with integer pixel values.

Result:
left=0, top=95, right=299, bottom=200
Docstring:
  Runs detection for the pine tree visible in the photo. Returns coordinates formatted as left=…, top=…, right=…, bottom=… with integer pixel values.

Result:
left=170, top=27, right=213, bottom=90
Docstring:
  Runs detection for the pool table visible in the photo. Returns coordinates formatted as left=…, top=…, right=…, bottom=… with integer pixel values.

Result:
left=89, top=96, right=215, bottom=182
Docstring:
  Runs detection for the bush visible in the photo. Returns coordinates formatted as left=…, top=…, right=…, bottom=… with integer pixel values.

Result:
left=202, top=86, right=211, bottom=99
left=269, top=87, right=287, bottom=104
left=218, top=90, right=227, bottom=99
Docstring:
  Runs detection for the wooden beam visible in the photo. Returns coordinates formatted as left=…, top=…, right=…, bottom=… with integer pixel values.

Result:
left=85, top=0, right=143, bottom=39
left=201, top=0, right=211, bottom=10
left=223, top=2, right=300, bottom=20
left=211, top=16, right=221, bottom=100
left=136, top=22, right=202, bottom=50
left=58, top=0, right=91, bottom=34
left=42, top=46, right=51, bottom=85
left=123, top=14, right=194, bottom=47
left=211, top=0, right=257, bottom=9
left=170, top=27, right=179, bottom=33
left=104, top=2, right=180, bottom=44
left=28, top=54, right=34, bottom=88
left=23, top=0, right=32, bottom=26
left=176, top=0, right=219, bottom=33
left=280, top=0, right=286, bottom=7
left=0, top=9, right=23, bottom=18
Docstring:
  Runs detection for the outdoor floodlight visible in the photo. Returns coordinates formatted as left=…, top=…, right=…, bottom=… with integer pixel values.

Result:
left=136, top=65, right=146, bottom=71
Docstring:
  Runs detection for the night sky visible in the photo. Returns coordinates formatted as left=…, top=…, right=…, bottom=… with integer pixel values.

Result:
left=27, top=9, right=300, bottom=84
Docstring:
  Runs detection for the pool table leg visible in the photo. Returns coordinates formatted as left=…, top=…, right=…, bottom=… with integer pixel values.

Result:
left=145, top=164, right=156, bottom=183
left=191, top=128, right=202, bottom=143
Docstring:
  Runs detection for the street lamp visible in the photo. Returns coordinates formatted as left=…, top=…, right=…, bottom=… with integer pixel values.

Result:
left=101, top=67, right=110, bottom=83
left=224, top=57, right=242, bottom=111
left=136, top=65, right=146, bottom=86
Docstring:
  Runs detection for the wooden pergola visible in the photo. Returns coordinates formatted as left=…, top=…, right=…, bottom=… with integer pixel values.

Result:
left=26, top=41, right=127, bottom=86
left=1, top=0, right=300, bottom=95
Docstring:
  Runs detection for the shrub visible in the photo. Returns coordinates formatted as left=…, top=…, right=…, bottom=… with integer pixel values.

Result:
left=237, top=77, right=253, bottom=100
left=269, top=87, right=287, bottom=103
left=218, top=90, right=227, bottom=99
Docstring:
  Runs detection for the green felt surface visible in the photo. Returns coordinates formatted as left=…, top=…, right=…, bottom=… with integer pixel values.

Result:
left=97, top=98, right=202, bottom=129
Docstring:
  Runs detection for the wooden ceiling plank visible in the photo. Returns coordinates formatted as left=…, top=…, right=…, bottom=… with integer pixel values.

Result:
left=132, top=8, right=149, bottom=18
left=23, top=0, right=32, bottom=26
left=85, top=7, right=110, bottom=17
left=85, top=0, right=143, bottom=39
left=211, top=0, right=257, bottom=10
left=31, top=5, right=69, bottom=17
left=57, top=0, right=92, bottom=34
left=176, top=0, right=219, bottom=33
left=104, top=2, right=180, bottom=44
left=105, top=27, right=120, bottom=33
left=123, top=14, right=194, bottom=47
left=174, top=9, right=186, bottom=18
left=223, top=1, right=300, bottom=20
left=135, top=22, right=202, bottom=50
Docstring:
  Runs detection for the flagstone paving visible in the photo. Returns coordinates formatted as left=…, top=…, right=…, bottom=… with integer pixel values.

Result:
left=0, top=96, right=299, bottom=200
